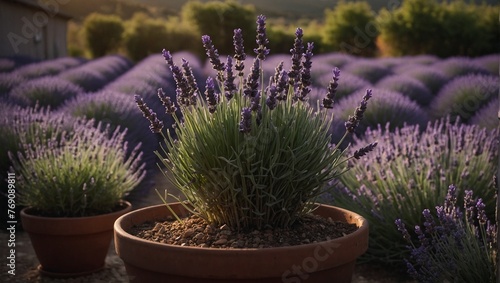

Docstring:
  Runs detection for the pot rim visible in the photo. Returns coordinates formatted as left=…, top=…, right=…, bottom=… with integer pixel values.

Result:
left=21, top=200, right=132, bottom=220
left=114, top=202, right=368, bottom=254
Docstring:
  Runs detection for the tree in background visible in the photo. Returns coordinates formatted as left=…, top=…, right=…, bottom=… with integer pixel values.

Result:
left=123, top=13, right=200, bottom=62
left=181, top=0, right=256, bottom=55
left=82, top=13, right=124, bottom=58
left=377, top=0, right=499, bottom=57
left=322, top=1, right=378, bottom=57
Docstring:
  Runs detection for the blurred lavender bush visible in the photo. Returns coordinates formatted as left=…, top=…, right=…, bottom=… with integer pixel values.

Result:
left=396, top=185, right=497, bottom=282
left=431, top=57, right=492, bottom=78
left=13, top=57, right=85, bottom=80
left=326, top=118, right=498, bottom=264
left=8, top=77, right=84, bottom=108
left=431, top=74, right=499, bottom=122
left=375, top=75, right=433, bottom=106
left=59, top=55, right=132, bottom=92
left=400, top=65, right=449, bottom=95
left=342, top=59, right=393, bottom=84
left=470, top=98, right=499, bottom=130
left=0, top=73, right=25, bottom=97
left=61, top=90, right=157, bottom=165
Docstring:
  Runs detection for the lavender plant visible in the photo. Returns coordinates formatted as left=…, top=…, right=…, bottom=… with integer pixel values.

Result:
left=342, top=59, right=393, bottom=84
left=431, top=74, right=499, bottom=122
left=8, top=76, right=84, bottom=108
left=375, top=75, right=433, bottom=106
left=328, top=118, right=498, bottom=264
left=473, top=54, right=500, bottom=75
left=396, top=185, right=497, bottom=282
left=431, top=57, right=492, bottom=78
left=400, top=65, right=449, bottom=95
left=59, top=55, right=131, bottom=92
left=10, top=118, right=146, bottom=217
left=61, top=90, right=157, bottom=165
left=470, top=98, right=499, bottom=130
left=135, top=15, right=376, bottom=230
left=13, top=57, right=85, bottom=79
left=0, top=73, right=25, bottom=96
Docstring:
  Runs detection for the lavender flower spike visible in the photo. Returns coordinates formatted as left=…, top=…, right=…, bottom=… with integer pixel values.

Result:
left=288, top=28, right=304, bottom=86
left=345, top=89, right=373, bottom=133
left=353, top=142, right=378, bottom=159
left=266, top=85, right=278, bottom=110
left=254, top=14, right=270, bottom=61
left=233, top=28, right=246, bottom=77
left=243, top=58, right=260, bottom=98
left=205, top=77, right=218, bottom=114
left=322, top=67, right=340, bottom=109
left=157, top=88, right=177, bottom=114
left=395, top=219, right=411, bottom=242
left=224, top=56, right=236, bottom=100
left=239, top=107, right=252, bottom=133
left=162, top=49, right=192, bottom=107
left=202, top=35, right=225, bottom=81
left=135, top=94, right=163, bottom=133
left=298, top=42, right=314, bottom=101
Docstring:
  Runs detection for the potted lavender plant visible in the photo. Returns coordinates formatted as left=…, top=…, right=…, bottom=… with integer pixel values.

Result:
left=114, top=15, right=376, bottom=282
left=10, top=117, right=145, bottom=277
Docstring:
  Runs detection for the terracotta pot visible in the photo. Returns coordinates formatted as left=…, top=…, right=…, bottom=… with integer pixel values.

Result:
left=114, top=202, right=368, bottom=283
left=21, top=201, right=132, bottom=277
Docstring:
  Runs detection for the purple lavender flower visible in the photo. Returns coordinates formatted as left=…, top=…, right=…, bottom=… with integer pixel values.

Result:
left=353, top=142, right=378, bottom=159
left=345, top=89, right=373, bottom=133
left=288, top=28, right=304, bottom=87
left=243, top=58, right=260, bottom=98
left=181, top=58, right=199, bottom=105
left=205, top=77, right=218, bottom=113
left=157, top=88, right=177, bottom=114
left=239, top=107, right=252, bottom=133
left=395, top=219, right=411, bottom=242
left=271, top=62, right=288, bottom=100
left=475, top=199, right=487, bottom=224
left=322, top=67, right=340, bottom=109
left=233, top=28, right=246, bottom=77
left=202, top=35, right=225, bottom=81
left=162, top=49, right=195, bottom=107
left=266, top=85, right=278, bottom=110
left=224, top=56, right=236, bottom=100
left=135, top=95, right=164, bottom=133
left=254, top=15, right=270, bottom=61
left=297, top=42, right=314, bottom=101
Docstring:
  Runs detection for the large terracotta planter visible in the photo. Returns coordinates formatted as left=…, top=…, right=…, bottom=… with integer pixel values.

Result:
left=114, top=202, right=368, bottom=283
left=21, top=201, right=132, bottom=277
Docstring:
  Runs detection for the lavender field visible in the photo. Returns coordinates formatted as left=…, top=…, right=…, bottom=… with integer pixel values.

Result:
left=1, top=51, right=499, bottom=280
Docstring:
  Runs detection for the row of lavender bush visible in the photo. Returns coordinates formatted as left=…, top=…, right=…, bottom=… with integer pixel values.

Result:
left=1, top=51, right=498, bottom=280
